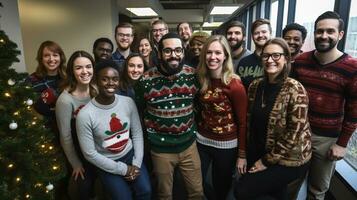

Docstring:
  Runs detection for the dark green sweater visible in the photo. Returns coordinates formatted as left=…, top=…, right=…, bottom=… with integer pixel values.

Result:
left=135, top=65, right=199, bottom=153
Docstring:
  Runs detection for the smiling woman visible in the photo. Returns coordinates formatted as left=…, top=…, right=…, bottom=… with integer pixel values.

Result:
left=118, top=53, right=146, bottom=99
left=234, top=38, right=311, bottom=199
left=76, top=59, right=151, bottom=200
left=55, top=50, right=97, bottom=199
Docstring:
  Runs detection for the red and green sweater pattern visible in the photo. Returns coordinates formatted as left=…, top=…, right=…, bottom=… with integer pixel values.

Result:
left=135, top=65, right=199, bottom=153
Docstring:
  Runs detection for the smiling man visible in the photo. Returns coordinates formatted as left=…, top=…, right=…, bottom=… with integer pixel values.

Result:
left=282, top=23, right=307, bottom=61
left=112, top=23, right=134, bottom=71
left=236, top=18, right=271, bottom=89
left=225, top=20, right=252, bottom=71
left=136, top=32, right=203, bottom=200
left=293, top=11, right=357, bottom=200
left=177, top=22, right=193, bottom=49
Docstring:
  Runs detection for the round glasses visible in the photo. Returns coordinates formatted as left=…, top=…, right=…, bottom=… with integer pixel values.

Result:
left=162, top=47, right=184, bottom=56
left=261, top=53, right=285, bottom=61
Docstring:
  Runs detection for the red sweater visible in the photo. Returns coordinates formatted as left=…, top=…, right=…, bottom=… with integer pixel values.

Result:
left=293, top=51, right=357, bottom=147
left=197, top=78, right=247, bottom=157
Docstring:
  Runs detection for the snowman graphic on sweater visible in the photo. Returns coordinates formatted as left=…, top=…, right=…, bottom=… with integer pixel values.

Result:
left=103, top=113, right=129, bottom=153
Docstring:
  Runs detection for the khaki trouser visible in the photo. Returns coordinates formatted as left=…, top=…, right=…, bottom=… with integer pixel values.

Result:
left=307, top=134, right=337, bottom=200
left=151, top=142, right=203, bottom=200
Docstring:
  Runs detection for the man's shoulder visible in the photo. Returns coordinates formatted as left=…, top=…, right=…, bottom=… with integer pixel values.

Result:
left=295, top=51, right=314, bottom=63
left=244, top=49, right=253, bottom=56
left=112, top=50, right=125, bottom=60
left=239, top=53, right=259, bottom=64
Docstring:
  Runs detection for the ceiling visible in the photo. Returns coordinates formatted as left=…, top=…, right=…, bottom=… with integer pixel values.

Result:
left=116, top=0, right=251, bottom=30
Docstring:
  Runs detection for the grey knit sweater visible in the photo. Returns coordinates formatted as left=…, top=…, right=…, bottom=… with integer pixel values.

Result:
left=76, top=94, right=144, bottom=175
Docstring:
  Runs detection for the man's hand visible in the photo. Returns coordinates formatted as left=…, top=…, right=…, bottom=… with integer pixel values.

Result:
left=328, top=144, right=346, bottom=161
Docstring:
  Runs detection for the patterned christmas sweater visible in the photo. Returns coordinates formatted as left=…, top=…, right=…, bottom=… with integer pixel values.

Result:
left=197, top=78, right=247, bottom=158
left=293, top=51, right=357, bottom=147
left=26, top=73, right=61, bottom=119
left=76, top=95, right=144, bottom=176
left=135, top=65, right=199, bottom=153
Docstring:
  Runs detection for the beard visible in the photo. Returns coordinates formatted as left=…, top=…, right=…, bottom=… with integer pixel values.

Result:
left=229, top=39, right=244, bottom=51
left=118, top=42, right=130, bottom=51
left=159, top=57, right=184, bottom=76
left=315, top=37, right=337, bottom=53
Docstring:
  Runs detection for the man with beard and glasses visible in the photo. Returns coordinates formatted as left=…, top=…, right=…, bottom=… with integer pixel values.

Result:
left=225, top=21, right=252, bottom=71
left=112, top=23, right=134, bottom=71
left=293, top=11, right=357, bottom=200
left=236, top=19, right=271, bottom=90
left=93, top=37, right=114, bottom=63
left=135, top=32, right=203, bottom=200
left=282, top=23, right=307, bottom=62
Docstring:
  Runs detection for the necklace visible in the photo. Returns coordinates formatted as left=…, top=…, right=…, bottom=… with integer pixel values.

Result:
left=261, top=88, right=266, bottom=108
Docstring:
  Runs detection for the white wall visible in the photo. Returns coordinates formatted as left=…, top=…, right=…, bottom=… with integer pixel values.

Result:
left=18, top=0, right=118, bottom=73
left=0, top=0, right=26, bottom=72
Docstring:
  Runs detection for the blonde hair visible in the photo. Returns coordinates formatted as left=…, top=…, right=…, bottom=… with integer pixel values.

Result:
left=197, top=35, right=239, bottom=93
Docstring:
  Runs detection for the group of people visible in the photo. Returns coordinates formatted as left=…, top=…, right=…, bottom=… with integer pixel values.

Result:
left=26, top=10, right=357, bottom=200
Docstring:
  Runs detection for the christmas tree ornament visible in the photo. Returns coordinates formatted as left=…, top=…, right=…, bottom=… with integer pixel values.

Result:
left=46, top=183, right=54, bottom=191
left=9, top=121, right=18, bottom=130
left=7, top=79, right=15, bottom=86
left=26, top=99, right=33, bottom=106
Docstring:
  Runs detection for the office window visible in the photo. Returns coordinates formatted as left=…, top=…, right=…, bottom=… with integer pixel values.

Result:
left=344, top=1, right=357, bottom=172
left=295, top=0, right=334, bottom=52
left=270, top=0, right=278, bottom=37
left=252, top=5, right=257, bottom=22
left=282, top=0, right=289, bottom=29
left=345, top=0, right=357, bottom=58
left=261, top=0, right=266, bottom=19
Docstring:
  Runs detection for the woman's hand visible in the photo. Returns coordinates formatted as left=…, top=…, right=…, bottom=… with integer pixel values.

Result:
left=124, top=165, right=140, bottom=181
left=248, top=159, right=267, bottom=173
left=236, top=158, right=247, bottom=174
left=72, top=167, right=85, bottom=181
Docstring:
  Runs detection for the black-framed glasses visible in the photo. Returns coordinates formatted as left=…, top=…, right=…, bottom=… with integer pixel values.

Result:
left=162, top=47, right=184, bottom=56
left=152, top=28, right=167, bottom=33
left=117, top=33, right=133, bottom=38
left=97, top=47, right=113, bottom=53
left=261, top=53, right=285, bottom=61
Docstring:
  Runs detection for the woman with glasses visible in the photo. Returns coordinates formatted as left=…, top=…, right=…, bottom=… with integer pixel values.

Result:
left=234, top=38, right=312, bottom=200
left=196, top=35, right=248, bottom=200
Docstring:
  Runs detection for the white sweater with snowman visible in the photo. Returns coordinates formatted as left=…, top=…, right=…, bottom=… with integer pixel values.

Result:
left=76, top=94, right=143, bottom=176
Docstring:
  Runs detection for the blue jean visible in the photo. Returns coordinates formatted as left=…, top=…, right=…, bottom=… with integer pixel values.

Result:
left=96, top=150, right=151, bottom=200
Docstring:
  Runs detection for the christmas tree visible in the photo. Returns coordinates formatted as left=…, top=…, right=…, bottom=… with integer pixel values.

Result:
left=0, top=26, right=67, bottom=200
